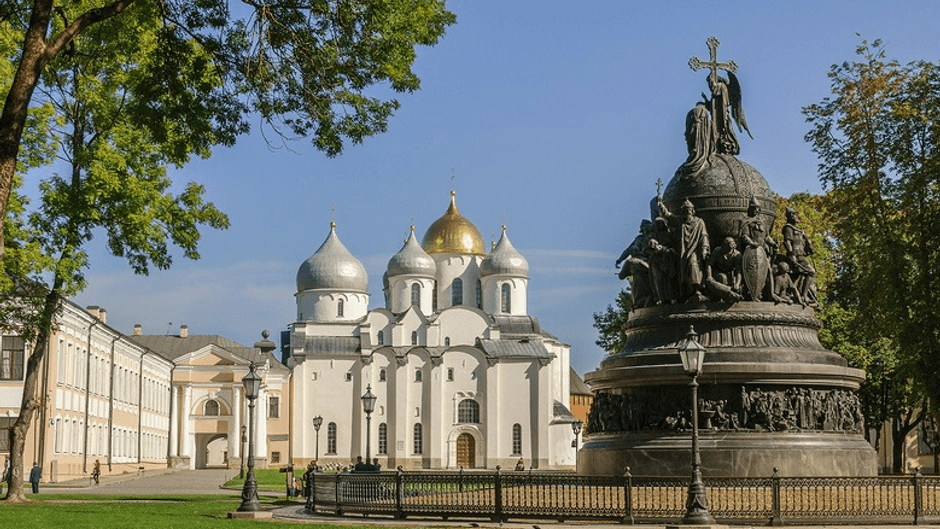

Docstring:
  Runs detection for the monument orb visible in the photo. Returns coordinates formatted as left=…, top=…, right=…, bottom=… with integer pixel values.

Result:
left=582, top=38, right=877, bottom=478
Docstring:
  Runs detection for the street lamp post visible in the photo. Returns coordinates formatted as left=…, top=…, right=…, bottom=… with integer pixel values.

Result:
left=361, top=385, right=377, bottom=469
left=571, top=420, right=583, bottom=448
left=239, top=425, right=247, bottom=480
left=237, top=362, right=263, bottom=512
left=313, top=415, right=323, bottom=463
left=677, top=326, right=715, bottom=525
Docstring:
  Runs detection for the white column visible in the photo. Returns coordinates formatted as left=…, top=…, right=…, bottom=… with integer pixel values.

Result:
left=393, top=359, right=408, bottom=464
left=428, top=359, right=443, bottom=467
left=230, top=385, right=242, bottom=459
left=168, top=385, right=179, bottom=457
left=255, top=386, right=268, bottom=464
left=180, top=386, right=192, bottom=464
left=485, top=361, right=500, bottom=468
left=535, top=362, right=551, bottom=468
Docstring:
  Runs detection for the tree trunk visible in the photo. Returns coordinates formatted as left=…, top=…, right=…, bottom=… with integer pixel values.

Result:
left=3, top=291, right=58, bottom=503
left=892, top=414, right=925, bottom=474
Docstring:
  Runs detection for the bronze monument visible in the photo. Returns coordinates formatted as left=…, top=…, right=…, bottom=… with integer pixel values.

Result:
left=580, top=38, right=876, bottom=477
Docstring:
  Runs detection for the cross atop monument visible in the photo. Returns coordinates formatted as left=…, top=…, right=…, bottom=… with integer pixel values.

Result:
left=688, top=36, right=737, bottom=87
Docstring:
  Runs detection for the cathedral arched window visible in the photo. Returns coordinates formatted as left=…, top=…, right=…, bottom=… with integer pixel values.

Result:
left=337, top=299, right=344, bottom=317
left=327, top=422, right=337, bottom=454
left=378, top=423, right=388, bottom=454
left=411, top=283, right=421, bottom=309
left=476, top=280, right=482, bottom=309
left=432, top=285, right=438, bottom=312
left=415, top=368, right=423, bottom=382
left=379, top=369, right=386, bottom=382
left=377, top=330, right=384, bottom=345
left=413, top=423, right=423, bottom=454
left=444, top=337, right=451, bottom=347
left=411, top=331, right=418, bottom=346
left=452, top=278, right=463, bottom=306
left=204, top=399, right=220, bottom=416
left=501, top=283, right=512, bottom=313
left=512, top=423, right=522, bottom=455
left=458, top=399, right=480, bottom=424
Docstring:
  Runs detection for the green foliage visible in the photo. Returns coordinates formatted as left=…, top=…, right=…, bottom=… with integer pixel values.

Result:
left=592, top=289, right=631, bottom=354
left=804, top=37, right=940, bottom=468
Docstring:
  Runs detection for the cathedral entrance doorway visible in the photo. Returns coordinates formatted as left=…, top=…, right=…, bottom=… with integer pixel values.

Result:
left=456, top=433, right=475, bottom=468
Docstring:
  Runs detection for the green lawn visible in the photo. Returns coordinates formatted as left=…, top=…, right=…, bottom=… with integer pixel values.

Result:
left=0, top=494, right=397, bottom=529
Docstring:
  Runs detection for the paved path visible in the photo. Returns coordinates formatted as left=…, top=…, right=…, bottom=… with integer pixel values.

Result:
left=43, top=468, right=241, bottom=495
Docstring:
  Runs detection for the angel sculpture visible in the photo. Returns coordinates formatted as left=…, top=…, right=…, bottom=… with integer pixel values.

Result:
left=683, top=37, right=753, bottom=170
left=707, top=72, right=752, bottom=156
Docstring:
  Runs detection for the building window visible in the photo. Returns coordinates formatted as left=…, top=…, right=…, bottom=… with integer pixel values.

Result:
left=444, top=337, right=451, bottom=347
left=268, top=396, right=280, bottom=418
left=327, top=422, right=337, bottom=454
left=1, top=336, right=25, bottom=380
left=413, top=423, right=423, bottom=454
left=345, top=372, right=352, bottom=382
left=377, top=330, right=384, bottom=345
left=452, top=278, right=463, bottom=306
left=414, top=369, right=423, bottom=382
left=378, top=423, right=388, bottom=455
left=379, top=369, right=386, bottom=382
left=447, top=368, right=454, bottom=381
left=204, top=399, right=220, bottom=416
left=411, top=283, right=421, bottom=308
left=476, top=280, right=482, bottom=309
left=432, top=286, right=438, bottom=312
left=271, top=451, right=281, bottom=463
left=0, top=417, right=14, bottom=451
left=458, top=399, right=480, bottom=424
left=512, top=423, right=522, bottom=455
left=337, top=299, right=344, bottom=317
left=411, top=331, right=418, bottom=346
left=501, top=283, right=511, bottom=313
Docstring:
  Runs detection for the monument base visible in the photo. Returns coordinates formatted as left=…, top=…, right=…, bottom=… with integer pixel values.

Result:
left=578, top=431, right=877, bottom=477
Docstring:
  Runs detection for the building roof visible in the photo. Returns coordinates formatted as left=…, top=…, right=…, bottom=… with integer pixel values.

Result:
left=481, top=226, right=529, bottom=278
left=128, top=334, right=287, bottom=372
left=477, top=338, right=554, bottom=359
left=551, top=400, right=579, bottom=424
left=387, top=226, right=437, bottom=278
left=569, top=367, right=593, bottom=396
left=296, top=222, right=369, bottom=293
left=421, top=191, right=486, bottom=256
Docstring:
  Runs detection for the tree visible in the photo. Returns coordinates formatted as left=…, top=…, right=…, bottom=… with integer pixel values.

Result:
left=804, top=37, right=940, bottom=472
left=593, top=289, right=631, bottom=354
left=1, top=4, right=236, bottom=501
left=0, top=0, right=456, bottom=261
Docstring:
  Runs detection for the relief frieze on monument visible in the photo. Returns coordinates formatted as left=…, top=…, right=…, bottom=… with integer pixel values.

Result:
left=586, top=385, right=864, bottom=435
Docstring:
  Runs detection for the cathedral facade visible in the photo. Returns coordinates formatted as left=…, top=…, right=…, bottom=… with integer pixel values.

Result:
left=288, top=192, right=576, bottom=470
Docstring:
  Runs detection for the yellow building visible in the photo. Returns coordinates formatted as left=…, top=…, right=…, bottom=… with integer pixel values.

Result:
left=0, top=301, right=173, bottom=483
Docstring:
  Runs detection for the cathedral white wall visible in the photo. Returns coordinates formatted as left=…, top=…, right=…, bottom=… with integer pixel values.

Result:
left=432, top=254, right=483, bottom=310
left=435, top=308, right=490, bottom=347
left=481, top=276, right=528, bottom=315
left=296, top=290, right=369, bottom=322
left=388, top=276, right=435, bottom=315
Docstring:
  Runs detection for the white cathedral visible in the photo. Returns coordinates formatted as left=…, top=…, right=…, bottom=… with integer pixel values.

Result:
left=287, top=191, right=577, bottom=470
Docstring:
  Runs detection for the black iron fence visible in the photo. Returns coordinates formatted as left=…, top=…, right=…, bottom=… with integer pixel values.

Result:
left=305, top=468, right=940, bottom=525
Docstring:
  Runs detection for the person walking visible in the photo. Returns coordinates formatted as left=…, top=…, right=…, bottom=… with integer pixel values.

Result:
left=92, top=459, right=101, bottom=485
left=29, top=462, right=41, bottom=494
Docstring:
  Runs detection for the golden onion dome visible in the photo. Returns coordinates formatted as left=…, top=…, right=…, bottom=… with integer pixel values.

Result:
left=421, top=191, right=486, bottom=256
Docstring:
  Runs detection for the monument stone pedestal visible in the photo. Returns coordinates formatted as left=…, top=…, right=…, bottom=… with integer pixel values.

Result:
left=581, top=302, right=877, bottom=477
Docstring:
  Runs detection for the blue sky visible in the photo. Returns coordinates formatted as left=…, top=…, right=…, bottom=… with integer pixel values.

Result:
left=63, top=0, right=940, bottom=376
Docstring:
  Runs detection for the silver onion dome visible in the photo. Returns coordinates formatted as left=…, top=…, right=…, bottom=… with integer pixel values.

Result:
left=388, top=226, right=437, bottom=278
left=481, top=226, right=529, bottom=277
left=296, top=222, right=369, bottom=292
